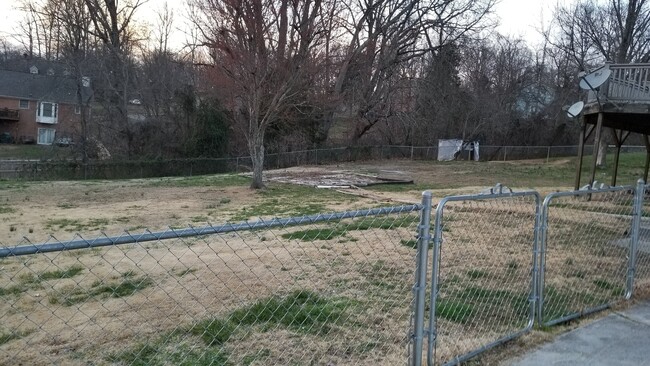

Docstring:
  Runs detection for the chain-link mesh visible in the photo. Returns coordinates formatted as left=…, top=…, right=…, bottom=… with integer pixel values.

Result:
left=540, top=188, right=633, bottom=326
left=430, top=193, right=538, bottom=366
left=635, top=184, right=650, bottom=292
left=0, top=206, right=421, bottom=365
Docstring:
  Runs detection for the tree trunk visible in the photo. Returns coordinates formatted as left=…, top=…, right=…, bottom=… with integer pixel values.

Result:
left=249, top=129, right=266, bottom=189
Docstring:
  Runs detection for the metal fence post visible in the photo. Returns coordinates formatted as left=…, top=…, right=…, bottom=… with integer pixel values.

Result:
left=426, top=196, right=447, bottom=366
left=411, top=191, right=433, bottom=366
left=626, top=179, right=645, bottom=299
left=529, top=193, right=542, bottom=328
left=537, top=194, right=551, bottom=325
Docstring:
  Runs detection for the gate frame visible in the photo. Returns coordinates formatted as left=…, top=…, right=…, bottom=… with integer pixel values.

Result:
left=536, top=181, right=643, bottom=327
left=424, top=189, right=541, bottom=366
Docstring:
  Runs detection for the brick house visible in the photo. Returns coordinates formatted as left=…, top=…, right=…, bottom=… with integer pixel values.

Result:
left=0, top=67, right=91, bottom=145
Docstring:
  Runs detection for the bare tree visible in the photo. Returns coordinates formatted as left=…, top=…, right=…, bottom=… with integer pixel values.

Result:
left=154, top=2, right=174, bottom=54
left=320, top=0, right=496, bottom=144
left=550, top=0, right=650, bottom=68
left=82, top=0, right=145, bottom=157
left=189, top=0, right=328, bottom=188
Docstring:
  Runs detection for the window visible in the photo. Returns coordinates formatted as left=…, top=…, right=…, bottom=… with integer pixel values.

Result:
left=19, top=100, right=29, bottom=109
left=39, top=102, right=57, bottom=118
left=74, top=105, right=81, bottom=114
left=37, top=102, right=58, bottom=123
left=37, top=128, right=55, bottom=145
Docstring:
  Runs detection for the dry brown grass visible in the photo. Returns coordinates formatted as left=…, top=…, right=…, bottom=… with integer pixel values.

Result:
left=1, top=158, right=649, bottom=365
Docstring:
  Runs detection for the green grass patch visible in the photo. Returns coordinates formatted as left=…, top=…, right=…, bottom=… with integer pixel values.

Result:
left=466, top=269, right=488, bottom=280
left=541, top=285, right=609, bottom=322
left=436, top=300, right=474, bottom=324
left=281, top=215, right=418, bottom=241
left=191, top=215, right=210, bottom=223
left=281, top=227, right=347, bottom=241
left=0, top=330, right=32, bottom=345
left=401, top=239, right=418, bottom=248
left=228, top=290, right=350, bottom=335
left=147, top=174, right=250, bottom=188
left=231, top=200, right=326, bottom=221
left=108, top=341, right=231, bottom=366
left=230, top=183, right=355, bottom=221
left=176, top=268, right=197, bottom=277
left=191, top=318, right=237, bottom=346
left=0, top=285, right=24, bottom=297
left=507, top=260, right=519, bottom=270
left=50, top=274, right=153, bottom=306
left=108, top=290, right=350, bottom=365
left=0, top=204, right=15, bottom=214
left=593, top=279, right=623, bottom=295
left=593, top=279, right=613, bottom=290
left=45, top=218, right=110, bottom=232
left=39, top=265, right=84, bottom=281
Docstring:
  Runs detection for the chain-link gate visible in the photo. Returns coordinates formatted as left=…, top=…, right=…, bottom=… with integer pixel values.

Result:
left=538, top=185, right=637, bottom=326
left=0, top=205, right=423, bottom=365
left=425, top=187, right=540, bottom=366
left=635, top=183, right=650, bottom=293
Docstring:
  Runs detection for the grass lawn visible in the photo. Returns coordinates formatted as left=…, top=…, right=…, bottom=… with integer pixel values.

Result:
left=0, top=152, right=647, bottom=242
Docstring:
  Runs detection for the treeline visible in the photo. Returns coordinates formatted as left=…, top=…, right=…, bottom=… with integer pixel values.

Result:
left=1, top=0, right=649, bottom=187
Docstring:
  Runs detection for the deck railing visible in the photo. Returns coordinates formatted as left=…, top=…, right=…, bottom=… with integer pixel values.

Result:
left=593, top=63, right=650, bottom=103
left=0, top=108, right=20, bottom=121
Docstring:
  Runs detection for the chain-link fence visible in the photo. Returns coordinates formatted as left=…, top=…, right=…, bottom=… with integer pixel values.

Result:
left=0, top=206, right=422, bottom=365
left=4, top=144, right=647, bottom=181
left=4, top=183, right=650, bottom=365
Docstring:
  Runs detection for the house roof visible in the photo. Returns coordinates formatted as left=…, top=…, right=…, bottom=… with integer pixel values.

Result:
left=0, top=69, right=92, bottom=105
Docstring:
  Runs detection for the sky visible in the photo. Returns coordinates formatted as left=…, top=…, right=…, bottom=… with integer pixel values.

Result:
left=0, top=0, right=573, bottom=49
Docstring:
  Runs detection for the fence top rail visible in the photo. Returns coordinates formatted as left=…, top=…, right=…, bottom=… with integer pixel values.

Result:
left=0, top=203, right=422, bottom=258
left=437, top=190, right=541, bottom=208
left=610, top=63, right=650, bottom=69
left=541, top=185, right=636, bottom=208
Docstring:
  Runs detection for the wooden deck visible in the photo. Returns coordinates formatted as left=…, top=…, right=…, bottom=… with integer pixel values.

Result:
left=578, top=63, right=650, bottom=189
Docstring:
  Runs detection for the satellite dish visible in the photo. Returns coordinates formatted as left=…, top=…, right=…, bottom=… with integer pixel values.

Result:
left=566, top=101, right=585, bottom=118
left=579, top=65, right=612, bottom=90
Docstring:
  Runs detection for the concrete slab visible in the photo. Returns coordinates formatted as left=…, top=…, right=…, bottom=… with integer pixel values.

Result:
left=508, top=302, right=650, bottom=365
